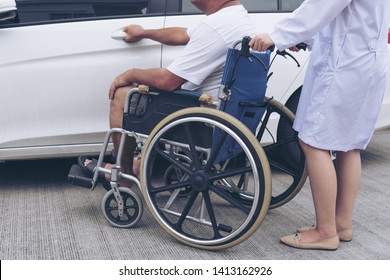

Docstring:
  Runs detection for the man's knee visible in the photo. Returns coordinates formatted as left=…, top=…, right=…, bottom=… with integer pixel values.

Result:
left=110, top=86, right=135, bottom=129
left=110, top=86, right=131, bottom=112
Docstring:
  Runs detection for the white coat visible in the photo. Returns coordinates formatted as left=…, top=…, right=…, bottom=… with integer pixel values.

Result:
left=270, top=0, right=390, bottom=151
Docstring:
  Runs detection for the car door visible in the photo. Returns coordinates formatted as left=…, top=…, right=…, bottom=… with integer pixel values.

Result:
left=0, top=0, right=167, bottom=160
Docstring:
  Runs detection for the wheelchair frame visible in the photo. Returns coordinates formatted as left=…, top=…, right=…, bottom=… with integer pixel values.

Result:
left=68, top=38, right=308, bottom=250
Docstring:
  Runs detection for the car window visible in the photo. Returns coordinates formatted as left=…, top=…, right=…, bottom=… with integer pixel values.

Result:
left=177, top=0, right=304, bottom=14
left=1, top=0, right=167, bottom=26
left=280, top=0, right=304, bottom=11
left=241, top=0, right=304, bottom=12
left=2, top=0, right=306, bottom=26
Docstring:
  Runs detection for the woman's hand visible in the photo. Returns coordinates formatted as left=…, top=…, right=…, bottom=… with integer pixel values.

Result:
left=289, top=45, right=300, bottom=52
left=249, top=33, right=274, bottom=52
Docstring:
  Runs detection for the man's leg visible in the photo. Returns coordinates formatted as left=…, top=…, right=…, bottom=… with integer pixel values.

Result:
left=109, top=85, right=137, bottom=176
left=335, top=150, right=361, bottom=232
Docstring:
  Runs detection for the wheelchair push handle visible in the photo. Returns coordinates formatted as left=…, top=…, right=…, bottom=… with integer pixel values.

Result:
left=240, top=36, right=251, bottom=56
left=239, top=36, right=307, bottom=53
left=295, top=42, right=308, bottom=51
left=234, top=36, right=307, bottom=70
left=240, top=36, right=274, bottom=54
left=276, top=42, right=307, bottom=55
left=274, top=42, right=307, bottom=68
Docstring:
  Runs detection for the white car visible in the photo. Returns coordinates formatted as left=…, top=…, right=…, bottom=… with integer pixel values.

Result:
left=0, top=0, right=389, bottom=161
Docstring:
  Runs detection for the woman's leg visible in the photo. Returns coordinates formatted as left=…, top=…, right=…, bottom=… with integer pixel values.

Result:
left=298, top=139, right=338, bottom=242
left=335, top=150, right=361, bottom=232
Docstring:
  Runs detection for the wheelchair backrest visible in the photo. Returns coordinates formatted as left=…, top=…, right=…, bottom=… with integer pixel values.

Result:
left=213, top=37, right=271, bottom=163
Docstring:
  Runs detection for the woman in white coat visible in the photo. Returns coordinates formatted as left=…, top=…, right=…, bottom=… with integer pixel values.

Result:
left=250, top=0, right=390, bottom=250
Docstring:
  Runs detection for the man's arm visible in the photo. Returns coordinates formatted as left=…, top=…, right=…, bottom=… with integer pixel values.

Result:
left=109, top=68, right=186, bottom=100
left=123, top=25, right=190, bottom=46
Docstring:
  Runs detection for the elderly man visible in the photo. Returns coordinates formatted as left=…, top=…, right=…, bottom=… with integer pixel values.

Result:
left=80, top=0, right=256, bottom=186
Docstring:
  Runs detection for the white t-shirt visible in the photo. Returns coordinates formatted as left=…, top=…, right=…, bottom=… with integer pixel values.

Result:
left=167, top=5, right=256, bottom=99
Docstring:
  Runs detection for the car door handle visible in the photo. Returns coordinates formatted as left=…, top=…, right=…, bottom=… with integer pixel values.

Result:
left=111, top=27, right=127, bottom=40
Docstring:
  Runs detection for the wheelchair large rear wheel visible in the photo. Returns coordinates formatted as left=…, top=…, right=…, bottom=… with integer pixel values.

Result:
left=140, top=107, right=271, bottom=250
left=257, top=98, right=307, bottom=209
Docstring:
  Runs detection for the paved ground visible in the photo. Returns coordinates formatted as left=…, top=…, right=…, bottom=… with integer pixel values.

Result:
left=0, top=129, right=389, bottom=260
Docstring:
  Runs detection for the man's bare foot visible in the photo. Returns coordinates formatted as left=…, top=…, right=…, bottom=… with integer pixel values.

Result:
left=80, top=157, right=133, bottom=188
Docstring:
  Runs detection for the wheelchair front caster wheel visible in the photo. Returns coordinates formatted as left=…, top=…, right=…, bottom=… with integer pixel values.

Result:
left=101, top=187, right=143, bottom=228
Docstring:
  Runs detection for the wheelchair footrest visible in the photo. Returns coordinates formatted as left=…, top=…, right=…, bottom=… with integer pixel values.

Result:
left=68, top=164, right=93, bottom=189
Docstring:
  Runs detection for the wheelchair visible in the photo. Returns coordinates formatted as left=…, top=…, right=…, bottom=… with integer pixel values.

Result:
left=68, top=37, right=307, bottom=250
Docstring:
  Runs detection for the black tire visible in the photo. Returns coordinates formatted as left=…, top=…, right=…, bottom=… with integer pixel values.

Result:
left=284, top=88, right=301, bottom=115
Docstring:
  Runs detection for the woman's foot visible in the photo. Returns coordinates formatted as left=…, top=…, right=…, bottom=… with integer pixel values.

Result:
left=297, top=225, right=353, bottom=242
left=280, top=232, right=339, bottom=250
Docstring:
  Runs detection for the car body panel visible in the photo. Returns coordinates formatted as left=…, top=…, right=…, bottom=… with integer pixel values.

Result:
left=0, top=16, right=165, bottom=159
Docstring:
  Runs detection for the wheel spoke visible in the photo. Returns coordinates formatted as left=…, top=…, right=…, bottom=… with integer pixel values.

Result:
left=123, top=204, right=139, bottom=211
left=153, top=143, right=193, bottom=175
left=106, top=206, right=118, bottom=211
left=183, top=123, right=201, bottom=170
left=267, top=157, right=299, bottom=177
left=209, top=184, right=251, bottom=214
left=256, top=107, right=273, bottom=142
left=209, top=166, right=252, bottom=181
left=262, top=136, right=297, bottom=152
left=149, top=180, right=191, bottom=194
left=202, top=191, right=223, bottom=239
left=204, top=129, right=228, bottom=171
left=174, top=191, right=200, bottom=231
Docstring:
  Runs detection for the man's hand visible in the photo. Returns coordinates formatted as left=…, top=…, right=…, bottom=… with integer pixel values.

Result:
left=249, top=33, right=274, bottom=52
left=109, top=72, right=131, bottom=100
left=123, top=25, right=145, bottom=43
